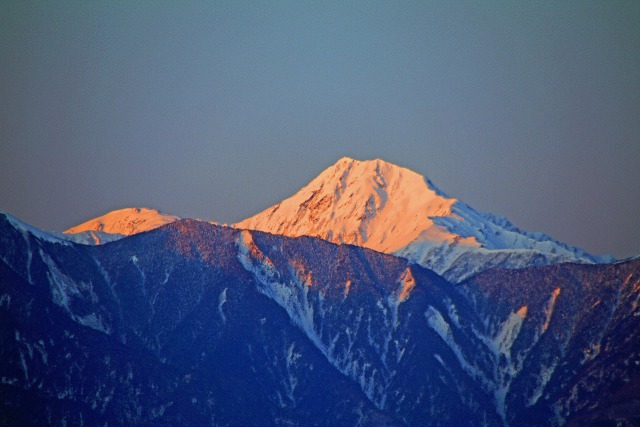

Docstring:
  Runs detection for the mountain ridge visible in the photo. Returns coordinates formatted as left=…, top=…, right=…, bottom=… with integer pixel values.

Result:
left=1, top=212, right=638, bottom=425
left=234, top=157, right=606, bottom=281
left=56, top=157, right=611, bottom=281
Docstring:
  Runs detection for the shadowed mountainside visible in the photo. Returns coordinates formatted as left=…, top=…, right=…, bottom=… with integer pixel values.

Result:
left=1, top=214, right=638, bottom=425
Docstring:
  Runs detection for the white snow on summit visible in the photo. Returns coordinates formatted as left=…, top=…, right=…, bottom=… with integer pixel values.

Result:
left=235, top=157, right=603, bottom=281
left=64, top=208, right=180, bottom=238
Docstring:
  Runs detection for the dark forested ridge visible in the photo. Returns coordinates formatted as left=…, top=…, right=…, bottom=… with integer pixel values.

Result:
left=1, top=214, right=639, bottom=426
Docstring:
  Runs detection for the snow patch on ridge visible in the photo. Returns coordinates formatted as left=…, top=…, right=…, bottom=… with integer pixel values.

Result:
left=236, top=230, right=320, bottom=348
left=218, top=288, right=228, bottom=323
left=39, top=250, right=110, bottom=334
left=3, top=212, right=71, bottom=246
left=542, top=288, right=561, bottom=333
left=397, top=268, right=416, bottom=302
left=52, top=230, right=125, bottom=245
left=493, top=306, right=528, bottom=358
left=425, top=306, right=486, bottom=381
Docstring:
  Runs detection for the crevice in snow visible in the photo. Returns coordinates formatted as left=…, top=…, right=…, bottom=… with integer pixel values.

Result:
left=218, top=288, right=228, bottom=323
left=19, top=349, right=28, bottom=383
left=581, top=287, right=621, bottom=365
left=131, top=255, right=145, bottom=283
left=93, top=257, right=123, bottom=325
left=527, top=360, right=558, bottom=407
left=470, top=306, right=528, bottom=422
left=40, top=250, right=111, bottom=334
left=0, top=293, right=11, bottom=308
left=283, top=342, right=300, bottom=407
left=425, top=306, right=489, bottom=388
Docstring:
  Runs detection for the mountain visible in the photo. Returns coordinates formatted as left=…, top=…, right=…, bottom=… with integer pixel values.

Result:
left=55, top=158, right=606, bottom=282
left=64, top=207, right=180, bottom=235
left=63, top=207, right=180, bottom=239
left=1, top=212, right=639, bottom=426
left=235, top=157, right=605, bottom=282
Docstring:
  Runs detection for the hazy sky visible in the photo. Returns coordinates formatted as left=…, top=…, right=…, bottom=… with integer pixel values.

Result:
left=1, top=1, right=639, bottom=258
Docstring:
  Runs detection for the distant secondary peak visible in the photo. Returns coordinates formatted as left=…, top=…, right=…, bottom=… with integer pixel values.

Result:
left=64, top=207, right=180, bottom=236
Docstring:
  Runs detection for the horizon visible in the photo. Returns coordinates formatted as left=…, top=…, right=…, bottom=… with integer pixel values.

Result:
left=1, top=2, right=639, bottom=258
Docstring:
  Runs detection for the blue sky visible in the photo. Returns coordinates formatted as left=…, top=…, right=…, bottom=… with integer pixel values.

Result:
left=1, top=1, right=638, bottom=258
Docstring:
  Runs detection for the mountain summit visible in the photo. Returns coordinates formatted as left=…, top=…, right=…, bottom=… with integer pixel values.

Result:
left=60, top=207, right=180, bottom=245
left=235, top=157, right=602, bottom=281
left=56, top=158, right=604, bottom=281
left=64, top=207, right=180, bottom=236
left=236, top=157, right=472, bottom=252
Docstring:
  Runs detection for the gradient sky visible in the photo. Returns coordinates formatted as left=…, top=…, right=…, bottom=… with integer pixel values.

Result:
left=1, top=1, right=639, bottom=258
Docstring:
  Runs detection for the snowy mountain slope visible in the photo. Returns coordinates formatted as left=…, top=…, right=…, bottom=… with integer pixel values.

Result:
left=63, top=207, right=179, bottom=241
left=235, top=157, right=605, bottom=281
left=1, top=214, right=638, bottom=426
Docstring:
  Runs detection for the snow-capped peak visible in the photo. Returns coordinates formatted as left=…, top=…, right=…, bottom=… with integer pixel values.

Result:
left=236, top=157, right=478, bottom=253
left=64, top=207, right=180, bottom=237
left=235, top=157, right=602, bottom=281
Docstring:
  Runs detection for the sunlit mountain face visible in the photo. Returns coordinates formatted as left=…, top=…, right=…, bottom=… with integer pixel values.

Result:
left=234, top=157, right=609, bottom=282
left=57, top=208, right=180, bottom=245
left=1, top=211, right=639, bottom=426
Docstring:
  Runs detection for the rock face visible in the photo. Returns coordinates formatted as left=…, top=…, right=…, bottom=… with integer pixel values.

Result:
left=1, top=213, right=639, bottom=426
left=235, top=157, right=604, bottom=282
